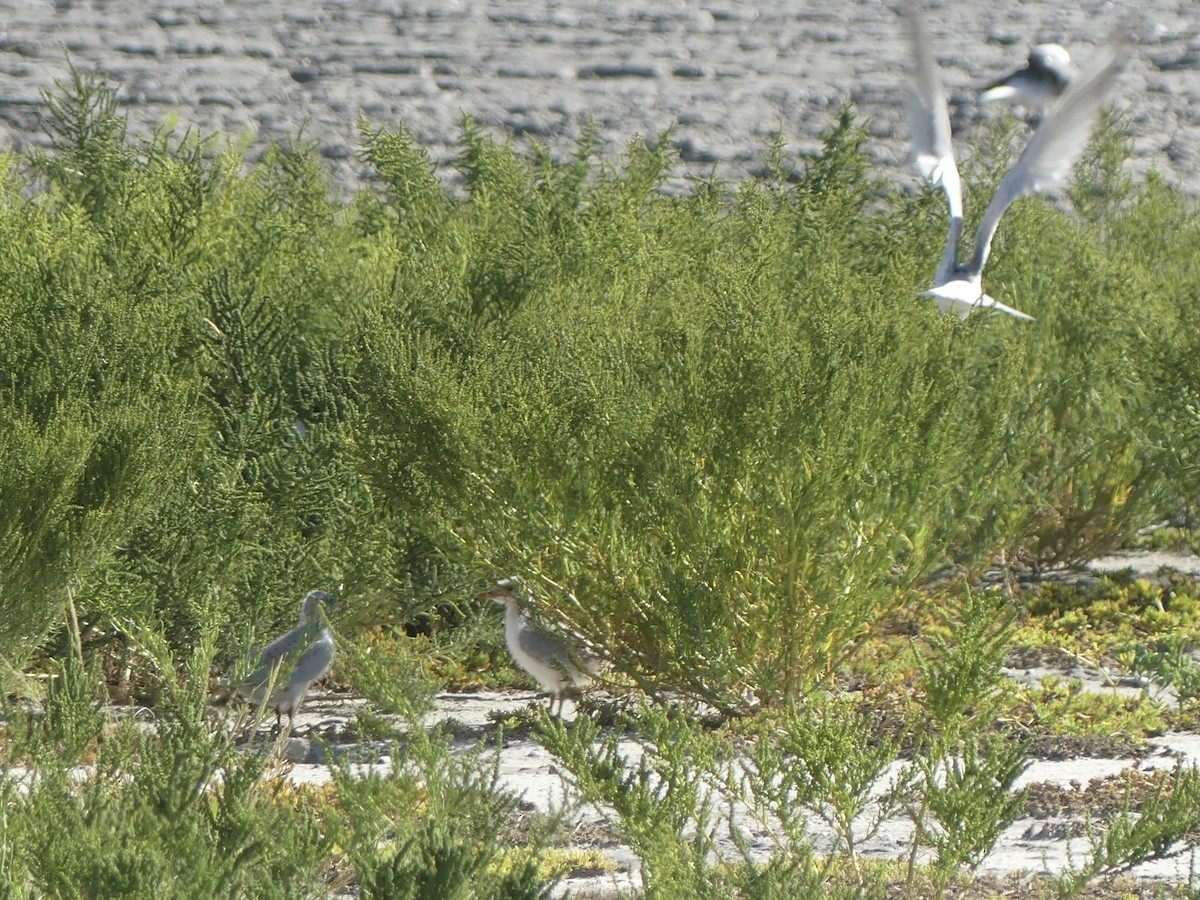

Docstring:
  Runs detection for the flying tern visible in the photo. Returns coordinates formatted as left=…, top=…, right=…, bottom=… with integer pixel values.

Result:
left=902, top=4, right=1127, bottom=321
left=979, top=44, right=1074, bottom=109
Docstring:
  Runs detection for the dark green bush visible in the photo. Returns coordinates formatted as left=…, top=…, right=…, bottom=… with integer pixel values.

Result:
left=2, top=640, right=332, bottom=898
left=0, top=73, right=205, bottom=675
left=4, top=67, right=1194, bottom=710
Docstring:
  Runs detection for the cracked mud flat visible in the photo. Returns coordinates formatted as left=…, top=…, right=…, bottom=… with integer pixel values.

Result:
left=0, top=1, right=1195, bottom=197
left=258, top=551, right=1200, bottom=897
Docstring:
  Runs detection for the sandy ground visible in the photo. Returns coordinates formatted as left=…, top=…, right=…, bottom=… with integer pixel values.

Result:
left=0, top=2, right=1195, bottom=197
left=246, top=550, right=1200, bottom=897
left=275, top=691, right=1200, bottom=897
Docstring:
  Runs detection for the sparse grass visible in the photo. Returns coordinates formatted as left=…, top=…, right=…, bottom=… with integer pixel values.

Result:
left=1015, top=574, right=1200, bottom=662
left=1126, top=525, right=1200, bottom=555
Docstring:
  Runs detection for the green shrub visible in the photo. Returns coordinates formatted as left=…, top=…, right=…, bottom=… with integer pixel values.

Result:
left=1, top=636, right=333, bottom=898
left=334, top=725, right=550, bottom=900
left=5, top=72, right=397, bottom=676
left=0, top=73, right=206, bottom=674
left=357, top=114, right=1040, bottom=708
left=3, top=64, right=1199, bottom=897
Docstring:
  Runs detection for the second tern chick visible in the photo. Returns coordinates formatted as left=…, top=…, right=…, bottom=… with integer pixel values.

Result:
left=235, top=590, right=337, bottom=734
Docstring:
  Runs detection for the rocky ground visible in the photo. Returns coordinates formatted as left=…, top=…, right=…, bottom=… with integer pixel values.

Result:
left=0, top=1, right=1195, bottom=197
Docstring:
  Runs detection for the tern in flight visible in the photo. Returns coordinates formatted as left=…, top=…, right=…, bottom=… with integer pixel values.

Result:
left=902, top=3, right=1127, bottom=321
left=979, top=44, right=1074, bottom=109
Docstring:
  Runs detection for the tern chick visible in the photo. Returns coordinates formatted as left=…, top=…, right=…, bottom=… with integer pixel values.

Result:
left=481, top=578, right=604, bottom=716
left=235, top=590, right=336, bottom=734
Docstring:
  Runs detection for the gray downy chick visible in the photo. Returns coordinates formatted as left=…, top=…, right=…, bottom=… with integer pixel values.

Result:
left=236, top=590, right=336, bottom=734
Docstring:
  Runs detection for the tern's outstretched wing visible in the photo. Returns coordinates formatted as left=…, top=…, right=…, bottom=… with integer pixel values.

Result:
left=981, top=295, right=1036, bottom=322
left=966, top=40, right=1127, bottom=276
left=902, top=2, right=964, bottom=282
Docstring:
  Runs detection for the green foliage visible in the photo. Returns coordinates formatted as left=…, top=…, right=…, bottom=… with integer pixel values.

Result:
left=1136, top=169, right=1200, bottom=524
left=906, top=590, right=1028, bottom=897
left=1018, top=574, right=1200, bottom=665
left=1125, top=638, right=1200, bottom=703
left=34, top=65, right=136, bottom=224
left=355, top=106, right=1194, bottom=708
left=534, top=610, right=1028, bottom=899
left=1053, top=764, right=1200, bottom=897
left=1084, top=764, right=1200, bottom=872
left=0, top=618, right=551, bottom=899
left=0, top=640, right=332, bottom=898
left=5, top=60, right=1200, bottom=899
left=7, top=65, right=1190, bottom=705
left=1067, top=108, right=1137, bottom=229
left=358, top=111, right=1049, bottom=709
left=535, top=702, right=736, bottom=897
left=336, top=628, right=442, bottom=725
left=916, top=589, right=1018, bottom=739
left=36, top=649, right=105, bottom=760
left=358, top=826, right=542, bottom=900
left=0, top=71, right=205, bottom=671
left=1004, top=676, right=1167, bottom=743
left=743, top=697, right=907, bottom=860
left=334, top=725, right=550, bottom=900
left=944, top=114, right=1172, bottom=569
left=357, top=119, right=449, bottom=242
left=0, top=65, right=400, bottom=676
left=910, top=737, right=1027, bottom=888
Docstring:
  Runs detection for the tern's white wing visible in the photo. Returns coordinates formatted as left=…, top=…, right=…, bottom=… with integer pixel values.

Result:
left=980, top=295, right=1036, bottom=322
left=966, top=41, right=1127, bottom=276
left=902, top=2, right=964, bottom=283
